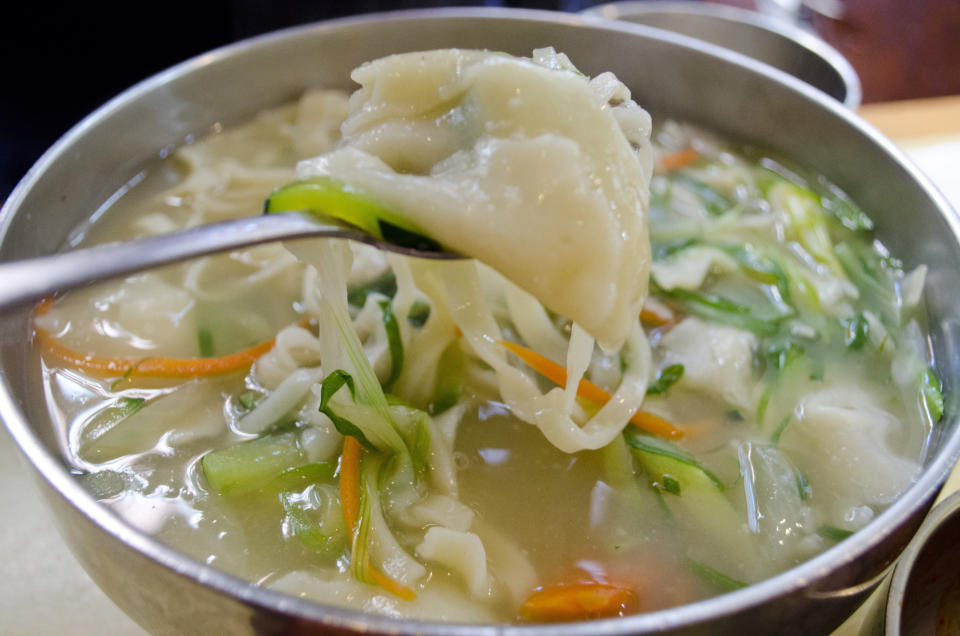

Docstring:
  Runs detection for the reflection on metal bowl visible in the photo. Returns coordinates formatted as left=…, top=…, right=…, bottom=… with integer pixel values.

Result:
left=583, top=1, right=861, bottom=107
left=0, top=8, right=958, bottom=636
left=887, top=490, right=960, bottom=635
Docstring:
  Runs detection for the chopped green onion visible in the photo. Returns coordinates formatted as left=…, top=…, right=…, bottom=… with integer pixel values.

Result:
left=770, top=414, right=791, bottom=445
left=237, top=390, right=262, bottom=411
left=652, top=238, right=698, bottom=261
left=319, top=369, right=355, bottom=408
left=809, top=359, right=825, bottom=382
left=109, top=358, right=153, bottom=391
left=666, top=286, right=749, bottom=314
left=835, top=242, right=897, bottom=320
left=795, top=471, right=812, bottom=500
left=378, top=300, right=403, bottom=391
left=391, top=404, right=433, bottom=477
left=820, top=184, right=874, bottom=232
left=651, top=484, right=675, bottom=524
left=407, top=300, right=431, bottom=328
left=766, top=340, right=805, bottom=371
left=687, top=559, right=748, bottom=593
left=841, top=314, right=869, bottom=350
left=817, top=525, right=854, bottom=542
left=81, top=397, right=147, bottom=447
left=661, top=475, right=682, bottom=495
left=647, top=364, right=684, bottom=396
left=718, top=243, right=792, bottom=305
left=921, top=367, right=944, bottom=422
left=347, top=270, right=397, bottom=307
left=756, top=386, right=773, bottom=428
left=672, top=175, right=733, bottom=216
left=726, top=409, right=744, bottom=423
left=115, top=397, right=146, bottom=417
left=349, top=453, right=425, bottom=587
left=197, top=327, right=215, bottom=357
left=350, top=458, right=375, bottom=584
left=317, top=370, right=377, bottom=451
left=654, top=284, right=784, bottom=336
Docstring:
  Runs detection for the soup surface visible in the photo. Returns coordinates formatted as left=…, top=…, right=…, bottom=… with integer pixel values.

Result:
left=34, top=54, right=942, bottom=624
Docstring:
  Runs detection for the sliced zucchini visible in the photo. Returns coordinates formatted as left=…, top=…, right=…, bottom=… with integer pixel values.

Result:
left=264, top=177, right=441, bottom=251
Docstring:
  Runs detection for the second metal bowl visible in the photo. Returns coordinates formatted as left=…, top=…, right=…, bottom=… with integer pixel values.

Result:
left=584, top=1, right=861, bottom=107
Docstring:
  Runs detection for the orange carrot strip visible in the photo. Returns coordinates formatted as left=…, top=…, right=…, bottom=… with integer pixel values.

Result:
left=366, top=562, right=417, bottom=602
left=629, top=411, right=683, bottom=440
left=33, top=298, right=292, bottom=378
left=630, top=410, right=681, bottom=438
left=520, top=582, right=638, bottom=622
left=339, top=437, right=417, bottom=601
left=640, top=301, right=675, bottom=327
left=339, top=436, right=362, bottom=535
left=659, top=147, right=700, bottom=172
left=499, top=340, right=684, bottom=440
left=35, top=329, right=276, bottom=378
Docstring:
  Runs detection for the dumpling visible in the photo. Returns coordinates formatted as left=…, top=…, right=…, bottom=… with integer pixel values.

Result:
left=658, top=316, right=759, bottom=410
left=783, top=385, right=919, bottom=505
left=298, top=48, right=652, bottom=351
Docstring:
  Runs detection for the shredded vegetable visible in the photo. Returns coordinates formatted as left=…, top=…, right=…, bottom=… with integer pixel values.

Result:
left=35, top=298, right=285, bottom=379
left=499, top=340, right=684, bottom=440
left=520, top=582, right=638, bottom=622
left=379, top=299, right=403, bottom=391
left=659, top=147, right=700, bottom=172
left=339, top=436, right=362, bottom=535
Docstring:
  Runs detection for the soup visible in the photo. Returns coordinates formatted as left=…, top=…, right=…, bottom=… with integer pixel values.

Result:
left=33, top=50, right=941, bottom=623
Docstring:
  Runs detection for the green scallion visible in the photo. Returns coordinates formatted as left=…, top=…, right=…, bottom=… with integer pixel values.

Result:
left=197, top=327, right=215, bottom=357
left=379, top=299, right=403, bottom=391
left=921, top=367, right=944, bottom=422
left=647, top=364, right=684, bottom=396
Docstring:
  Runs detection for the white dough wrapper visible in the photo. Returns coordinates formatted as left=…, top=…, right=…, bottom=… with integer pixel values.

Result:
left=299, top=48, right=653, bottom=351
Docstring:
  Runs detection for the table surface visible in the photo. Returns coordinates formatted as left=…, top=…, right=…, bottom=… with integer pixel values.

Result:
left=2, top=96, right=959, bottom=636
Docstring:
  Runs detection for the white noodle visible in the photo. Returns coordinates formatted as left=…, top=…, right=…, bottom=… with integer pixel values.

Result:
left=442, top=261, right=651, bottom=453
left=235, top=367, right=326, bottom=435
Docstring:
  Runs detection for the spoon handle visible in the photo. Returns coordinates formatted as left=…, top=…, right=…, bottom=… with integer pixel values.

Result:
left=0, top=213, right=360, bottom=312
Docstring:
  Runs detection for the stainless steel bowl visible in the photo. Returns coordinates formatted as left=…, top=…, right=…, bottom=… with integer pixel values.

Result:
left=583, top=1, right=861, bottom=107
left=1, top=8, right=958, bottom=635
left=887, top=489, right=960, bottom=634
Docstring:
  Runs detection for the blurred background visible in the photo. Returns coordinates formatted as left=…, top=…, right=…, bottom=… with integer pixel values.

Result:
left=2, top=0, right=958, bottom=202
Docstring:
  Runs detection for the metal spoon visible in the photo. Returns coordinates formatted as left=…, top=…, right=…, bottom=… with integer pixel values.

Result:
left=0, top=211, right=461, bottom=312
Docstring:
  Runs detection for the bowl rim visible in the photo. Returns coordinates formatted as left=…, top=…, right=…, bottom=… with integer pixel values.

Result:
left=886, top=488, right=960, bottom=634
left=1, top=6, right=959, bottom=634
left=582, top=0, right=862, bottom=108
